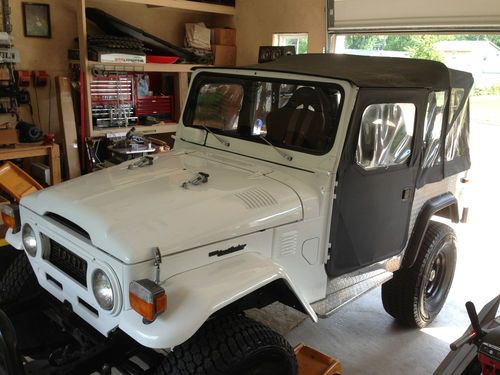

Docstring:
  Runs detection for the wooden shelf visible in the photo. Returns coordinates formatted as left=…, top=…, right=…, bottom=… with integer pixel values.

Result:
left=75, top=0, right=231, bottom=139
left=116, top=0, right=235, bottom=15
left=72, top=60, right=204, bottom=73
left=91, top=123, right=178, bottom=137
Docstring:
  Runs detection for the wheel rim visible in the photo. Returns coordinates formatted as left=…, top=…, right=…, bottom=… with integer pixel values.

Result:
left=425, top=252, right=446, bottom=300
left=419, top=240, right=455, bottom=321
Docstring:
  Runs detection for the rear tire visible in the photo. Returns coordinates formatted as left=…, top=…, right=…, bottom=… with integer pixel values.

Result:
left=0, top=252, right=39, bottom=307
left=382, top=221, right=457, bottom=328
left=154, top=314, right=298, bottom=375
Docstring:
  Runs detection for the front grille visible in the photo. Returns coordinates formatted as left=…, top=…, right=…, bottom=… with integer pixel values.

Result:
left=47, top=239, right=88, bottom=287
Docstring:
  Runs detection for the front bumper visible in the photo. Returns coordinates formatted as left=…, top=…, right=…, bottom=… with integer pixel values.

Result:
left=0, top=299, right=164, bottom=375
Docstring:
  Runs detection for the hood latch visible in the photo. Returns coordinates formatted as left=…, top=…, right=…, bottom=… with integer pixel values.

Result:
left=128, top=155, right=158, bottom=170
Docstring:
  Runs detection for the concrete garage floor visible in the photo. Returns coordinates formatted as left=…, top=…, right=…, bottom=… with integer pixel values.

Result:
left=262, top=96, right=500, bottom=374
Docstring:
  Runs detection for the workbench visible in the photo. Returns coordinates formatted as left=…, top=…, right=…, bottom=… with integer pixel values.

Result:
left=0, top=144, right=62, bottom=185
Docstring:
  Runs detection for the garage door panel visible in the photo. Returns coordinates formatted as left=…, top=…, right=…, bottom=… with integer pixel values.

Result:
left=332, top=0, right=500, bottom=30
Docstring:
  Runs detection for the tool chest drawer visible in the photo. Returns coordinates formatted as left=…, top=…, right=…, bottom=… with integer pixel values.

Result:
left=136, top=96, right=173, bottom=116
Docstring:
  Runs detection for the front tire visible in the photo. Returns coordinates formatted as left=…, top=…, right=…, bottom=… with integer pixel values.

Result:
left=0, top=252, right=39, bottom=307
left=154, top=314, right=298, bottom=375
left=382, top=221, right=457, bottom=328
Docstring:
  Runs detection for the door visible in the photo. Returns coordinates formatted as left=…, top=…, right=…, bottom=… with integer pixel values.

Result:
left=327, top=89, right=426, bottom=278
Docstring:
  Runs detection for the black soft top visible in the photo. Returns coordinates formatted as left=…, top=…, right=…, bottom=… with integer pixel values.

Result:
left=232, top=54, right=473, bottom=91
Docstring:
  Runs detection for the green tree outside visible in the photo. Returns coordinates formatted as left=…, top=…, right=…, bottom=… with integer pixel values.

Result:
left=344, top=34, right=500, bottom=62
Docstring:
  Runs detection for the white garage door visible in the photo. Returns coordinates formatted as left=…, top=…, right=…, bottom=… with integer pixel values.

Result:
left=328, top=0, right=500, bottom=33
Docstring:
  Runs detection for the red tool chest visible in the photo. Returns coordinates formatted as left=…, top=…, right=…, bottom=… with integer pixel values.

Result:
left=135, top=95, right=174, bottom=121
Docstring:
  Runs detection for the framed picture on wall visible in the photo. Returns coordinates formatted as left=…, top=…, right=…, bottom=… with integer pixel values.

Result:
left=22, top=3, right=51, bottom=38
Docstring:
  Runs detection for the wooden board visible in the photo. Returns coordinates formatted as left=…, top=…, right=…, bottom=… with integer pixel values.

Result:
left=56, top=76, right=81, bottom=180
left=116, top=0, right=235, bottom=15
left=294, top=343, right=343, bottom=375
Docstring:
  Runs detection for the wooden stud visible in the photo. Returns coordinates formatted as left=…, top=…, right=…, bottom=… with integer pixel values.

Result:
left=174, top=72, right=189, bottom=122
left=76, top=0, right=92, bottom=139
left=48, top=144, right=62, bottom=185
left=56, top=76, right=82, bottom=180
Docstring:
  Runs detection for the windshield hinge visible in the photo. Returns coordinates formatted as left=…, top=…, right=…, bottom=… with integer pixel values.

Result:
left=181, top=172, right=210, bottom=189
left=153, top=247, right=162, bottom=284
left=333, top=180, right=338, bottom=199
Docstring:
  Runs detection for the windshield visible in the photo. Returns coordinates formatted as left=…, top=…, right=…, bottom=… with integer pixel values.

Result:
left=183, top=73, right=343, bottom=155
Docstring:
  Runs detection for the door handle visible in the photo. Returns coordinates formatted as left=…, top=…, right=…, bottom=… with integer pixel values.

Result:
left=402, top=188, right=412, bottom=201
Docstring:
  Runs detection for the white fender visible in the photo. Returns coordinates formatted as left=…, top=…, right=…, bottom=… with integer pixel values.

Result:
left=118, top=252, right=317, bottom=349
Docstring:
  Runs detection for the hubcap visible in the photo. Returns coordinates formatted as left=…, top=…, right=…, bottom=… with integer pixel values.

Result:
left=429, top=269, right=436, bottom=282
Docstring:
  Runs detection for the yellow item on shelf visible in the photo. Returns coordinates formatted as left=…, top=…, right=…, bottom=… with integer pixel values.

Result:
left=0, top=161, right=43, bottom=202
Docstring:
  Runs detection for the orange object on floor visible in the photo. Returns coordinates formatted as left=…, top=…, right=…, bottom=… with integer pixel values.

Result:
left=0, top=161, right=43, bottom=202
left=295, top=343, right=342, bottom=375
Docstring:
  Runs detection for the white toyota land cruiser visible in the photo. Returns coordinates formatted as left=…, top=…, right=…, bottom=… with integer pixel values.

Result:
left=0, top=54, right=473, bottom=375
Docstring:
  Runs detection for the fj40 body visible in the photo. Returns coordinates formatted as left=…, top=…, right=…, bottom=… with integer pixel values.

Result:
left=1, top=54, right=473, bottom=375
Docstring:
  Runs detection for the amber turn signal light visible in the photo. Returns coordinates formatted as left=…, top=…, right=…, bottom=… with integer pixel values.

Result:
left=1, top=204, right=20, bottom=233
left=129, top=279, right=167, bottom=323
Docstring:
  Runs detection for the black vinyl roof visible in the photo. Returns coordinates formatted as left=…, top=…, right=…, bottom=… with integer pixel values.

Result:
left=234, top=54, right=472, bottom=90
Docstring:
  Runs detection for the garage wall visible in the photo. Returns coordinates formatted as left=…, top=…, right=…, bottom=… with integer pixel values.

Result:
left=334, top=0, right=500, bottom=30
left=7, top=0, right=218, bottom=138
left=10, top=0, right=328, bottom=134
left=8, top=0, right=77, bottom=137
left=234, top=0, right=326, bottom=65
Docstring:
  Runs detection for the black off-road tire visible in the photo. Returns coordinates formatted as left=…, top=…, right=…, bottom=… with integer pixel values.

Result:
left=381, top=221, right=457, bottom=328
left=154, top=314, right=298, bottom=375
left=0, top=252, right=39, bottom=307
left=0, top=246, right=20, bottom=275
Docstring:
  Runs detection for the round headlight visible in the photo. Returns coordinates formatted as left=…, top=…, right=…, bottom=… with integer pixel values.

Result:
left=92, top=269, right=114, bottom=311
left=22, top=224, right=37, bottom=257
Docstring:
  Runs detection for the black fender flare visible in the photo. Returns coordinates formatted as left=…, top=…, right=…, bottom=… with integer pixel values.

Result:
left=402, top=193, right=459, bottom=269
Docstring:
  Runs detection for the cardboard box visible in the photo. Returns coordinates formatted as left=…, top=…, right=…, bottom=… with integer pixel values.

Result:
left=212, top=45, right=236, bottom=66
left=0, top=129, right=18, bottom=146
left=0, top=68, right=10, bottom=81
left=212, top=28, right=236, bottom=46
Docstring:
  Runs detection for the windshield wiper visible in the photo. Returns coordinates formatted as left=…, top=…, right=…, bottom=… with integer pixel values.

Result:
left=200, top=124, right=230, bottom=147
left=258, top=135, right=293, bottom=162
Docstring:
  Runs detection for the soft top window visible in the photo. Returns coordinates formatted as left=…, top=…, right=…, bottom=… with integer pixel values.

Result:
left=356, top=103, right=416, bottom=170
left=184, top=74, right=343, bottom=155
left=445, top=88, right=469, bottom=161
left=422, top=91, right=447, bottom=169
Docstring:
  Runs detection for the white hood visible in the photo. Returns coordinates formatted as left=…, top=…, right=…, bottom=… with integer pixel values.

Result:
left=21, top=151, right=302, bottom=264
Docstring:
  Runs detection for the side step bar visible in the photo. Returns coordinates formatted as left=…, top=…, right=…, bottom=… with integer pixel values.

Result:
left=312, top=270, right=393, bottom=318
